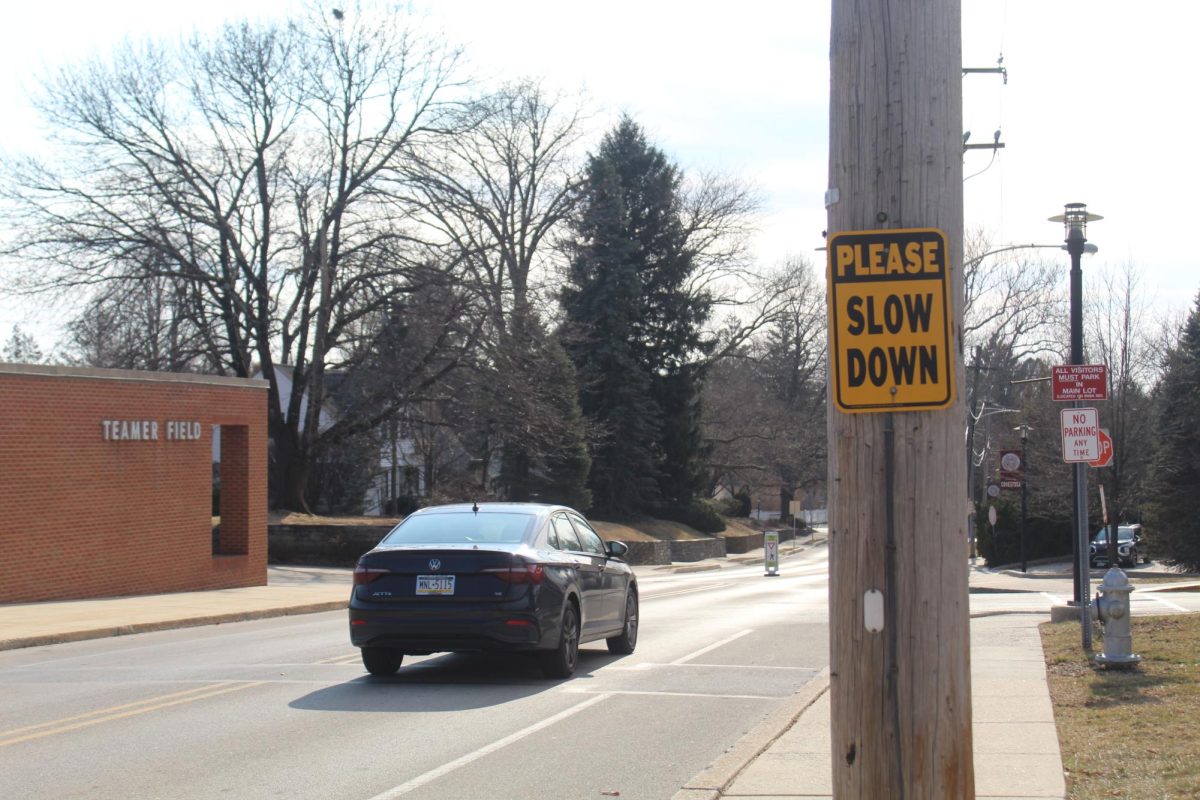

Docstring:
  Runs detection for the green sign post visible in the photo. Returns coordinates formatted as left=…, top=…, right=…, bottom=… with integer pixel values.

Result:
left=764, top=530, right=780, bottom=577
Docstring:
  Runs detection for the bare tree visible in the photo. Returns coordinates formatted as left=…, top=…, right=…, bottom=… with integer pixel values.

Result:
left=408, top=81, right=586, bottom=330
left=1086, top=262, right=1158, bottom=526
left=701, top=256, right=827, bottom=509
left=2, top=3, right=473, bottom=510
left=404, top=81, right=594, bottom=501
left=63, top=266, right=209, bottom=372
left=962, top=227, right=1064, bottom=363
left=962, top=227, right=1067, bottom=503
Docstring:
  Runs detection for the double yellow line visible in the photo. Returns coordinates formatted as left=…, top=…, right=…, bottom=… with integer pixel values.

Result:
left=0, top=680, right=265, bottom=748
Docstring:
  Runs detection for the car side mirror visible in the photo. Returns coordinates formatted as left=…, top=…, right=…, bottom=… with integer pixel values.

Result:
left=605, top=540, right=629, bottom=559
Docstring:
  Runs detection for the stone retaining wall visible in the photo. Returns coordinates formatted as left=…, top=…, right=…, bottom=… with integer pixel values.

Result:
left=669, top=537, right=727, bottom=562
left=269, top=525, right=676, bottom=567
left=620, top=540, right=673, bottom=566
left=269, top=525, right=392, bottom=567
left=722, top=528, right=806, bottom=554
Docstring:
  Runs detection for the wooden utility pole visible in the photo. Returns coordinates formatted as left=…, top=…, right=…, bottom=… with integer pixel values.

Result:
left=826, top=0, right=973, bottom=797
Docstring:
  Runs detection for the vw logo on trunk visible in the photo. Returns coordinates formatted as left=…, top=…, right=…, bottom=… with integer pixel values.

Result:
left=428, top=559, right=442, bottom=571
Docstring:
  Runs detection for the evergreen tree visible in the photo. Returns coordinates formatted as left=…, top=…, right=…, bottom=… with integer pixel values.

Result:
left=562, top=117, right=713, bottom=516
left=493, top=325, right=592, bottom=510
left=2, top=325, right=46, bottom=364
left=1146, top=293, right=1200, bottom=569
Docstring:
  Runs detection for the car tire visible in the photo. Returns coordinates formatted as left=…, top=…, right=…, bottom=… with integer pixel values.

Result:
left=361, top=647, right=402, bottom=676
left=606, top=590, right=639, bottom=655
left=541, top=603, right=580, bottom=679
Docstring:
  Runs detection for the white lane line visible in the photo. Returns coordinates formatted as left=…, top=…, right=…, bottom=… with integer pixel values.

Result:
left=610, top=662, right=816, bottom=672
left=671, top=629, right=753, bottom=665
left=1143, top=594, right=1189, bottom=612
left=364, top=693, right=613, bottom=799
left=1040, top=592, right=1064, bottom=606
left=566, top=689, right=778, bottom=701
left=645, top=582, right=736, bottom=600
left=665, top=662, right=817, bottom=671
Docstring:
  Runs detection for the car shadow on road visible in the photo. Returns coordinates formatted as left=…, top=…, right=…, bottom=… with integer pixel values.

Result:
left=289, top=647, right=626, bottom=713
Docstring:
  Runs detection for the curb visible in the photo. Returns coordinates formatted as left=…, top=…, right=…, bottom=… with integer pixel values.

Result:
left=672, top=667, right=831, bottom=800
left=662, top=563, right=725, bottom=574
left=0, top=601, right=348, bottom=652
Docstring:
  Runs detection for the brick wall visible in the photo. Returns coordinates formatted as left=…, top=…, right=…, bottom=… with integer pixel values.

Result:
left=0, top=365, right=268, bottom=603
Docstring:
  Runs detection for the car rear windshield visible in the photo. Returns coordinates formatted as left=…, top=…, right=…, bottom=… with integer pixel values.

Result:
left=381, top=512, right=537, bottom=545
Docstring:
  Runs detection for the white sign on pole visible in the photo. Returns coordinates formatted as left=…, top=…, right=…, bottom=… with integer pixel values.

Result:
left=1060, top=407, right=1100, bottom=463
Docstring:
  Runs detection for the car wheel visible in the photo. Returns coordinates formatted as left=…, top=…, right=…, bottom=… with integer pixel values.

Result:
left=541, top=602, right=580, bottom=679
left=361, top=647, right=402, bottom=676
left=607, top=590, right=639, bottom=655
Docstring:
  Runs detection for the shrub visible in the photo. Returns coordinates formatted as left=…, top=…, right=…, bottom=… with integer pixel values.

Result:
left=976, top=499, right=1072, bottom=567
left=653, top=500, right=726, bottom=534
left=383, top=495, right=420, bottom=516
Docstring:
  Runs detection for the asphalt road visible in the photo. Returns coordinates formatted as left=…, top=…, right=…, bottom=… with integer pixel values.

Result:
left=0, top=553, right=831, bottom=800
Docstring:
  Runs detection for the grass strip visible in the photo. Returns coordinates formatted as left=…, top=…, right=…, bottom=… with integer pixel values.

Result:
left=1041, top=614, right=1200, bottom=799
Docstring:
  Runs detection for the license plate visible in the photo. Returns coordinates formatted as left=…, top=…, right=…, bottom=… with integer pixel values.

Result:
left=416, top=575, right=455, bottom=596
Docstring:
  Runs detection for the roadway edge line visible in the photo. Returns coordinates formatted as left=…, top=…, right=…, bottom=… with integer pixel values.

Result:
left=364, top=692, right=614, bottom=799
left=672, top=666, right=831, bottom=800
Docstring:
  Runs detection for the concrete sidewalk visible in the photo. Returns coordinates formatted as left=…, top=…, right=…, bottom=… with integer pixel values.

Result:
left=0, top=566, right=354, bottom=651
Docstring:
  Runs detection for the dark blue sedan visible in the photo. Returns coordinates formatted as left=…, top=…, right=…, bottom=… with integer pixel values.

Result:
left=349, top=503, right=638, bottom=678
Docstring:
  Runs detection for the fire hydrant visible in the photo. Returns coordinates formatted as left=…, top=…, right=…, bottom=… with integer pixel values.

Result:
left=1094, top=567, right=1141, bottom=667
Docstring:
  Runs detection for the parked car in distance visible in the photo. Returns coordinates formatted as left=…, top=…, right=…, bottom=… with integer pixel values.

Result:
left=1089, top=523, right=1148, bottom=568
left=348, top=502, right=638, bottom=679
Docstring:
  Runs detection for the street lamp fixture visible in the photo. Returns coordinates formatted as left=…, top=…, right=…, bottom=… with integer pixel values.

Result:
left=1050, top=202, right=1103, bottom=241
left=1050, top=202, right=1100, bottom=651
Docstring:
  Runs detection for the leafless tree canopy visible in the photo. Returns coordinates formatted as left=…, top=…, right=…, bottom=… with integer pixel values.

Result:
left=2, top=3, right=477, bottom=509
left=701, top=256, right=827, bottom=508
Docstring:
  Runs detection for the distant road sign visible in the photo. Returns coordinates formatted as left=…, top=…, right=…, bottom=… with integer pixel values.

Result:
left=1052, top=364, right=1108, bottom=401
left=1061, top=407, right=1100, bottom=462
left=1089, top=428, right=1114, bottom=468
left=826, top=228, right=954, bottom=413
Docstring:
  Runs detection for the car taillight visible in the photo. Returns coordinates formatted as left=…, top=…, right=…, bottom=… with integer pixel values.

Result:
left=354, top=564, right=390, bottom=585
left=484, top=560, right=546, bottom=585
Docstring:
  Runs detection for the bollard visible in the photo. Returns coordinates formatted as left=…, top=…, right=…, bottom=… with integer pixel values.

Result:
left=764, top=530, right=780, bottom=577
left=1095, top=567, right=1141, bottom=667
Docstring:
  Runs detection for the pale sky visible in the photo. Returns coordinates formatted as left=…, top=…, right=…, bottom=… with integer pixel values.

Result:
left=2, top=1, right=1196, bottom=351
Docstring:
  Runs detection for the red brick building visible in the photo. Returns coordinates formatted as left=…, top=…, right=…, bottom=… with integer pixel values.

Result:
left=1, top=364, right=267, bottom=603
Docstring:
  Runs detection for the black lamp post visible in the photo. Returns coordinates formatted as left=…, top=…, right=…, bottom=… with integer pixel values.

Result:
left=1050, top=202, right=1101, bottom=649
left=1014, top=423, right=1032, bottom=573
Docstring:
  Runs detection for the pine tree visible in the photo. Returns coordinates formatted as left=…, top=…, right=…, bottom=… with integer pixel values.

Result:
left=2, top=325, right=46, bottom=364
left=486, top=319, right=592, bottom=510
left=1146, top=293, right=1200, bottom=569
left=562, top=117, right=712, bottom=516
